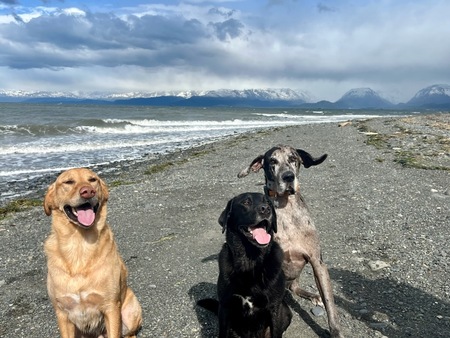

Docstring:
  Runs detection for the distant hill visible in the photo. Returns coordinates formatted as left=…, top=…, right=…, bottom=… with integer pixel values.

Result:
left=333, top=88, right=394, bottom=109
left=1, top=85, right=450, bottom=109
left=406, top=84, right=450, bottom=109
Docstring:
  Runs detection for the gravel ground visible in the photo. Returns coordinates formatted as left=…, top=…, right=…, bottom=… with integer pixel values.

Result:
left=0, top=113, right=449, bottom=338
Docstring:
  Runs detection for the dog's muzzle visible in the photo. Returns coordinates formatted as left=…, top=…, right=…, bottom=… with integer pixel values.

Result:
left=63, top=202, right=99, bottom=228
left=247, top=219, right=271, bottom=246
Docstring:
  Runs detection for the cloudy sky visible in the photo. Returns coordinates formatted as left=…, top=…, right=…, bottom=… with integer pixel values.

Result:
left=0, top=0, right=449, bottom=102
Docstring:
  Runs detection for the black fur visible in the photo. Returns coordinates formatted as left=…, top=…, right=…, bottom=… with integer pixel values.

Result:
left=198, top=193, right=292, bottom=338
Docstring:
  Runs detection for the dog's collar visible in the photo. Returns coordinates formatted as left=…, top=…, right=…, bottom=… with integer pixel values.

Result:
left=264, top=186, right=296, bottom=208
left=264, top=186, right=295, bottom=198
left=265, top=186, right=276, bottom=198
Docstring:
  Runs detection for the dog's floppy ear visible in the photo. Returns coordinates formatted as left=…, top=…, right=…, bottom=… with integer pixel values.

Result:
left=296, top=149, right=328, bottom=168
left=44, top=183, right=56, bottom=216
left=238, top=155, right=264, bottom=178
left=98, top=176, right=109, bottom=202
left=218, top=198, right=234, bottom=233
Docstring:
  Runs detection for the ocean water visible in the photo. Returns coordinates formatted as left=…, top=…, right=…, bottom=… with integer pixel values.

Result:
left=0, top=103, right=407, bottom=202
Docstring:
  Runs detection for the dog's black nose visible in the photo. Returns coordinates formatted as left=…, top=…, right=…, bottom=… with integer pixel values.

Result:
left=282, top=171, right=295, bottom=183
left=258, top=203, right=271, bottom=215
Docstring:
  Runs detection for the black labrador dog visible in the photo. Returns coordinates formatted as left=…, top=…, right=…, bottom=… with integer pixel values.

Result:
left=198, top=192, right=292, bottom=338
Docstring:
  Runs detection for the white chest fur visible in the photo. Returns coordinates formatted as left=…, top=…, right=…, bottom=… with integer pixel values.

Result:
left=57, top=291, right=105, bottom=333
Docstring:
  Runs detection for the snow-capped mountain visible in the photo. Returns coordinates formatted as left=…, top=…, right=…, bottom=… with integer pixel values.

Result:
left=0, top=88, right=311, bottom=102
left=203, top=88, right=312, bottom=102
left=406, top=84, right=450, bottom=108
left=107, top=90, right=205, bottom=99
left=0, top=90, right=79, bottom=99
left=334, top=88, right=394, bottom=109
left=1, top=85, right=450, bottom=108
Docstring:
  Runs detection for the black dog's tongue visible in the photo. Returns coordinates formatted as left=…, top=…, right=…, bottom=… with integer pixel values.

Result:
left=251, top=228, right=271, bottom=245
left=76, top=204, right=95, bottom=226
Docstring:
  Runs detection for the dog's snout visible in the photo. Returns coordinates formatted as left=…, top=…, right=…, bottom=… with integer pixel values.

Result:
left=282, top=171, right=295, bottom=183
left=79, top=185, right=96, bottom=199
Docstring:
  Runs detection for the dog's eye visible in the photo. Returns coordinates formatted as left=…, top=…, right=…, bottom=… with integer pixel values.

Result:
left=242, top=199, right=252, bottom=206
left=270, top=158, right=278, bottom=165
left=63, top=180, right=75, bottom=185
left=288, top=156, right=297, bottom=163
left=88, top=177, right=97, bottom=183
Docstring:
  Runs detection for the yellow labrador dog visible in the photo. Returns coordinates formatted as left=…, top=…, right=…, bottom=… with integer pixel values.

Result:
left=44, top=168, right=142, bottom=338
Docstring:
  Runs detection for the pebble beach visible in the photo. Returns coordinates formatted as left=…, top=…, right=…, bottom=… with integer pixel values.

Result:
left=0, top=113, right=449, bottom=337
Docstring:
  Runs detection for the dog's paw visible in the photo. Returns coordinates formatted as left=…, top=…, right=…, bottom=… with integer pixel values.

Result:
left=330, top=329, right=345, bottom=338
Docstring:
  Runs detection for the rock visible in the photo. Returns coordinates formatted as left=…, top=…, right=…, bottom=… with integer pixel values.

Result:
left=369, top=322, right=389, bottom=330
left=368, top=260, right=390, bottom=271
left=311, top=305, right=325, bottom=317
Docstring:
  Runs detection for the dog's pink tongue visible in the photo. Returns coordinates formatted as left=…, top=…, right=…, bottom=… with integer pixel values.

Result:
left=252, top=228, right=271, bottom=245
left=76, top=206, right=95, bottom=226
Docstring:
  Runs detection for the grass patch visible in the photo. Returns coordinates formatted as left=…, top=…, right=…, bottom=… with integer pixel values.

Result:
left=145, top=161, right=178, bottom=175
left=190, top=150, right=210, bottom=158
left=109, top=180, right=134, bottom=188
left=356, top=120, right=450, bottom=171
left=394, top=151, right=421, bottom=168
left=356, top=123, right=370, bottom=133
left=365, top=134, right=388, bottom=149
left=356, top=122, right=389, bottom=149
left=394, top=151, right=450, bottom=171
left=0, top=198, right=42, bottom=221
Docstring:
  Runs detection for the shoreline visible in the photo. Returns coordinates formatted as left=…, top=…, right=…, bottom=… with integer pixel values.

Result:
left=0, top=133, right=241, bottom=207
left=2, top=106, right=402, bottom=207
left=0, top=127, right=302, bottom=208
left=1, top=113, right=449, bottom=337
left=1, top=111, right=447, bottom=209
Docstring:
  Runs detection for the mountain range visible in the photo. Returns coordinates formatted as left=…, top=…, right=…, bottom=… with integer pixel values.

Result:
left=1, top=84, right=450, bottom=110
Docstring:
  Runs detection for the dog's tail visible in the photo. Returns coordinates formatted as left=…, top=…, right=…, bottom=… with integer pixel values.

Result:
left=197, top=298, right=219, bottom=315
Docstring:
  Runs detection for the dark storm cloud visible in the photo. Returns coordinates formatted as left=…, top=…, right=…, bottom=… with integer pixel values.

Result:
left=209, top=18, right=244, bottom=41
left=0, top=10, right=241, bottom=69
left=126, top=14, right=206, bottom=48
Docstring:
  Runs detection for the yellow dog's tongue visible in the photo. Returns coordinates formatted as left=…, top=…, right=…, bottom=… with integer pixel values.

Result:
left=252, top=228, right=271, bottom=245
left=76, top=205, right=95, bottom=226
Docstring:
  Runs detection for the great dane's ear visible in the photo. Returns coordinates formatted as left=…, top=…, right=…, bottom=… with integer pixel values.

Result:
left=296, top=149, right=328, bottom=168
left=218, top=198, right=234, bottom=233
left=238, top=155, right=264, bottom=178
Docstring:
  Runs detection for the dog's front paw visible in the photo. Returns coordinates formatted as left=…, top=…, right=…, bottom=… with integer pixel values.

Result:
left=330, top=328, right=344, bottom=338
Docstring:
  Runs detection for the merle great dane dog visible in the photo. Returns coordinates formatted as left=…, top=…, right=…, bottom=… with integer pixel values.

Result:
left=238, top=145, right=343, bottom=338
